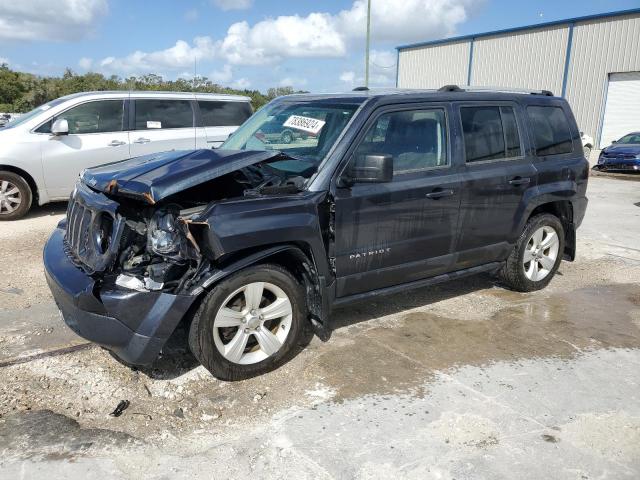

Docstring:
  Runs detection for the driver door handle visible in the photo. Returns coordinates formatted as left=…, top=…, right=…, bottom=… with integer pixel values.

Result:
left=133, top=137, right=151, bottom=144
left=426, top=188, right=455, bottom=199
left=108, top=140, right=126, bottom=147
left=508, top=177, right=531, bottom=186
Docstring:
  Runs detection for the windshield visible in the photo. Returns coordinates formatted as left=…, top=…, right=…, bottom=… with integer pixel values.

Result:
left=3, top=97, right=69, bottom=129
left=222, top=99, right=361, bottom=178
left=616, top=133, right=640, bottom=145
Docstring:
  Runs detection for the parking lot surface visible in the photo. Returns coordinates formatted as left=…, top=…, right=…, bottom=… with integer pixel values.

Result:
left=0, top=175, right=639, bottom=479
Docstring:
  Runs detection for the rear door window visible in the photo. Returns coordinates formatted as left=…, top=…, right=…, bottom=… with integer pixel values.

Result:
left=198, top=101, right=252, bottom=127
left=527, top=105, right=573, bottom=156
left=460, top=105, right=522, bottom=162
left=134, top=99, right=193, bottom=130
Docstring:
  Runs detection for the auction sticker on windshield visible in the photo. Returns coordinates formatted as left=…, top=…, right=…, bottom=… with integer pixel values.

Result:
left=283, top=115, right=326, bottom=135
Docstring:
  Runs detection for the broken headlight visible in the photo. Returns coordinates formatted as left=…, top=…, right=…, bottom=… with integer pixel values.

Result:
left=147, top=208, right=181, bottom=257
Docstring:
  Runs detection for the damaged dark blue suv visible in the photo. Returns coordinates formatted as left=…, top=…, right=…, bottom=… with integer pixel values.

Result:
left=44, top=86, right=589, bottom=380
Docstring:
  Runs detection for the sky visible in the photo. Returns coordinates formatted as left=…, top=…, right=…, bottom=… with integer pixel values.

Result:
left=0, top=0, right=638, bottom=93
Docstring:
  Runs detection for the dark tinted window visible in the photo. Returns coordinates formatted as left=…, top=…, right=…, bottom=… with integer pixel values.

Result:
left=198, top=101, right=252, bottom=127
left=36, top=100, right=124, bottom=134
left=134, top=99, right=193, bottom=130
left=355, top=109, right=448, bottom=174
left=461, top=106, right=522, bottom=162
left=527, top=105, right=573, bottom=156
left=501, top=107, right=522, bottom=157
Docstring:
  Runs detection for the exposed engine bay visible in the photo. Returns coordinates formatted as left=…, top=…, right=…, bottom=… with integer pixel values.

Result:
left=67, top=153, right=309, bottom=298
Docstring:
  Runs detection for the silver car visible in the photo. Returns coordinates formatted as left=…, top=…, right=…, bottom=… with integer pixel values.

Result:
left=0, top=91, right=252, bottom=220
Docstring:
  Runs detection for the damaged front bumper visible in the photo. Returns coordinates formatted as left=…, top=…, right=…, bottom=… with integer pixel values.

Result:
left=44, top=226, right=198, bottom=365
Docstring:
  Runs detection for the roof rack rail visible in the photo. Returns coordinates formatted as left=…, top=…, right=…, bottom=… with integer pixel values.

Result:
left=438, top=85, right=554, bottom=96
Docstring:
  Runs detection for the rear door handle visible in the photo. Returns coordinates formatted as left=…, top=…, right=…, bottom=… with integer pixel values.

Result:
left=133, top=137, right=151, bottom=144
left=426, top=188, right=455, bottom=199
left=108, top=140, right=126, bottom=147
left=508, top=177, right=531, bottom=186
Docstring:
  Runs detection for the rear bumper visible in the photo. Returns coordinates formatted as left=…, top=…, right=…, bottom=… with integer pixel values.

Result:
left=44, top=227, right=197, bottom=365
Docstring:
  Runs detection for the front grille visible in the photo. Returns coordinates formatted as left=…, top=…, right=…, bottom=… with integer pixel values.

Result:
left=603, top=153, right=637, bottom=160
left=63, top=184, right=124, bottom=273
left=65, top=198, right=93, bottom=260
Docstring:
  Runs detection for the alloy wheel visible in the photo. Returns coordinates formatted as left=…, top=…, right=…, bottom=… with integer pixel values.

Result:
left=213, top=282, right=292, bottom=365
left=0, top=180, right=22, bottom=215
left=523, top=225, right=560, bottom=282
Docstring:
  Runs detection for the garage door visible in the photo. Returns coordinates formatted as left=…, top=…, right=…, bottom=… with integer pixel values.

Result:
left=600, top=72, right=640, bottom=148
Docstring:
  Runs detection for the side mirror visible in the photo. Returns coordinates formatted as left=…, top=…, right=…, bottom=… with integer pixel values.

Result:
left=611, top=140, right=617, bottom=144
left=51, top=118, right=69, bottom=136
left=346, top=154, right=393, bottom=184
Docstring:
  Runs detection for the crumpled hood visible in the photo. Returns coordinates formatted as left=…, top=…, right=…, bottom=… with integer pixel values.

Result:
left=81, top=149, right=281, bottom=203
left=601, top=144, right=640, bottom=156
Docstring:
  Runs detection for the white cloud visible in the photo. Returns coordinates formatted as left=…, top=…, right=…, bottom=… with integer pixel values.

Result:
left=184, top=8, right=199, bottom=22
left=219, top=14, right=346, bottom=66
left=99, top=37, right=216, bottom=74
left=0, top=0, right=108, bottom=42
left=231, top=77, right=251, bottom=90
left=279, top=76, right=308, bottom=88
left=78, top=57, right=93, bottom=70
left=212, top=0, right=252, bottom=11
left=339, top=71, right=356, bottom=85
left=217, top=0, right=476, bottom=66
left=337, top=0, right=474, bottom=43
left=92, top=0, right=477, bottom=77
left=0, top=57, right=9, bottom=65
left=209, top=64, right=233, bottom=83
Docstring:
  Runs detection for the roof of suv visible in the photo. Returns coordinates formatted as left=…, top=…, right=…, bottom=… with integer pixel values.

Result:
left=54, top=91, right=251, bottom=102
left=280, top=86, right=561, bottom=104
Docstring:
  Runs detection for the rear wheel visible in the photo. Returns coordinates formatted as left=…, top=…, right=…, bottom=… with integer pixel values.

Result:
left=0, top=171, right=32, bottom=221
left=499, top=213, right=564, bottom=292
left=188, top=263, right=312, bottom=380
left=583, top=145, right=592, bottom=159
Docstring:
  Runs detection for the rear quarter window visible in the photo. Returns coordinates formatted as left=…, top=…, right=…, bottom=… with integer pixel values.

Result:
left=198, top=101, right=252, bottom=127
left=527, top=105, right=573, bottom=156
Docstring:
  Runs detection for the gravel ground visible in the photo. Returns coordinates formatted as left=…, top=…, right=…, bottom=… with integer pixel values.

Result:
left=0, top=176, right=639, bottom=479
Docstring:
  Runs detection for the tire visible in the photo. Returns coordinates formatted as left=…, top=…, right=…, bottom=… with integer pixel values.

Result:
left=0, top=171, right=32, bottom=221
left=499, top=213, right=565, bottom=292
left=188, top=263, right=313, bottom=380
left=583, top=146, right=592, bottom=159
left=280, top=130, right=293, bottom=144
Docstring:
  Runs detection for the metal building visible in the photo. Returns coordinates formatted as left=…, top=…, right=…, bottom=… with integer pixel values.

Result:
left=396, top=8, right=640, bottom=148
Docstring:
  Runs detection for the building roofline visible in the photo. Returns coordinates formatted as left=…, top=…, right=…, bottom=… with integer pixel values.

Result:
left=396, top=7, right=640, bottom=51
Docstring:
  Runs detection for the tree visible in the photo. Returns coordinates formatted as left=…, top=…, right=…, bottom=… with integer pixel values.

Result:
left=0, top=65, right=26, bottom=108
left=0, top=65, right=286, bottom=112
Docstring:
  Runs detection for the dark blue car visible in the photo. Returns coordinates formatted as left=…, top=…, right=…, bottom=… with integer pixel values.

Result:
left=595, top=132, right=640, bottom=172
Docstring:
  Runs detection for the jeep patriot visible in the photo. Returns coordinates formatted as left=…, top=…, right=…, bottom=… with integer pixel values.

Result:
left=44, top=86, right=589, bottom=380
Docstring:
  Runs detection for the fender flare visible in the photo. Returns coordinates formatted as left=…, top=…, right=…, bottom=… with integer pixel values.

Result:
left=189, top=244, right=332, bottom=340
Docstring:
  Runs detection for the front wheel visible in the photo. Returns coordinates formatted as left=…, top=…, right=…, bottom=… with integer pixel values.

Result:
left=499, top=213, right=565, bottom=292
left=188, top=264, right=312, bottom=380
left=0, top=171, right=32, bottom=221
left=583, top=146, right=592, bottom=159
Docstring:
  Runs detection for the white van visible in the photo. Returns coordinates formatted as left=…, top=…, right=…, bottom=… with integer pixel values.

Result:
left=0, top=91, right=252, bottom=220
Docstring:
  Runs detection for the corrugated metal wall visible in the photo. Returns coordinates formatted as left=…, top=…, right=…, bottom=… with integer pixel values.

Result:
left=397, top=41, right=469, bottom=88
left=471, top=26, right=568, bottom=93
left=397, top=11, right=640, bottom=148
left=565, top=13, right=640, bottom=145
